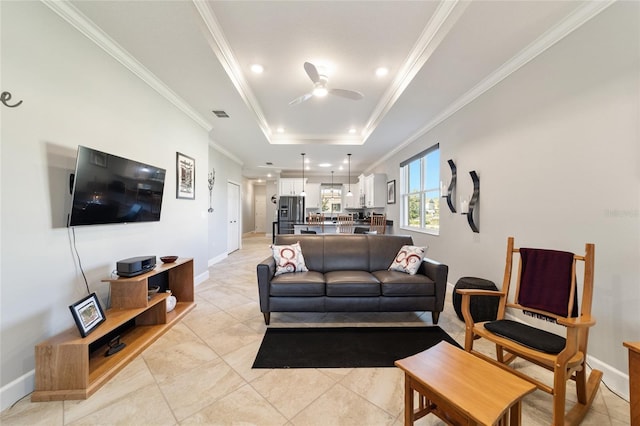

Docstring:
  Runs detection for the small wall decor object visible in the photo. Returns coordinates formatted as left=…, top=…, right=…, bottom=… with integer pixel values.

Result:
left=1, top=91, right=23, bottom=108
left=387, top=180, right=396, bottom=204
left=69, top=293, right=106, bottom=337
left=462, top=170, right=480, bottom=233
left=208, top=168, right=215, bottom=212
left=442, top=159, right=457, bottom=212
left=176, top=152, right=195, bottom=199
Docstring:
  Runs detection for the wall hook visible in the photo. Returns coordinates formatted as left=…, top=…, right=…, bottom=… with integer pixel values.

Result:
left=1, top=91, right=23, bottom=108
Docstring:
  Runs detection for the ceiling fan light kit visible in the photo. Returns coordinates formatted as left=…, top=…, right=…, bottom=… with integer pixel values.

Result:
left=289, top=62, right=363, bottom=105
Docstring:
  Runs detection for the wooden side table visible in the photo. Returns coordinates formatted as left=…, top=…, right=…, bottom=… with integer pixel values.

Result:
left=624, top=341, right=639, bottom=425
left=395, top=342, right=536, bottom=425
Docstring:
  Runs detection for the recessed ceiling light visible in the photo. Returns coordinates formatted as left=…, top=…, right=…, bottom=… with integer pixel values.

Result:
left=375, top=67, right=389, bottom=77
left=267, top=173, right=272, bottom=178
left=251, top=64, right=264, bottom=73
left=276, top=127, right=284, bottom=133
left=318, top=163, right=331, bottom=168
left=348, top=128, right=356, bottom=134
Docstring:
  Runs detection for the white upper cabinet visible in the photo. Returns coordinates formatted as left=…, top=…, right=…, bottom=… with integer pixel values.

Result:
left=304, top=183, right=321, bottom=208
left=343, top=181, right=361, bottom=209
left=279, top=178, right=306, bottom=196
left=362, top=173, right=387, bottom=208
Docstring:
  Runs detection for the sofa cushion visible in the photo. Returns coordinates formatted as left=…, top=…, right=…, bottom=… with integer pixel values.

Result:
left=271, top=242, right=308, bottom=276
left=323, top=235, right=370, bottom=271
left=373, top=270, right=436, bottom=296
left=270, top=271, right=326, bottom=296
left=325, top=271, right=381, bottom=296
left=368, top=235, right=414, bottom=271
left=389, top=245, right=427, bottom=275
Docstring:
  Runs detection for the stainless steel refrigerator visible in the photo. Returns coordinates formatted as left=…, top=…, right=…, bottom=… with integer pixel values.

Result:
left=278, top=196, right=305, bottom=234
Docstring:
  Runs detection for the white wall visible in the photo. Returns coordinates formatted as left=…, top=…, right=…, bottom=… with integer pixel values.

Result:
left=207, top=146, right=243, bottom=263
left=382, top=2, right=639, bottom=396
left=0, top=1, right=213, bottom=409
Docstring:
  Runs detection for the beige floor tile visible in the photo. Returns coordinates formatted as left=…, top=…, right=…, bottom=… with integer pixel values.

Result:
left=0, top=399, right=63, bottom=426
left=340, top=368, right=404, bottom=416
left=290, top=383, right=396, bottom=426
left=63, top=357, right=156, bottom=424
left=250, top=369, right=336, bottom=419
left=158, top=358, right=245, bottom=421
left=143, top=340, right=220, bottom=383
left=200, top=321, right=263, bottom=356
left=221, top=339, right=271, bottom=383
left=180, top=384, right=288, bottom=425
left=67, top=383, right=175, bottom=425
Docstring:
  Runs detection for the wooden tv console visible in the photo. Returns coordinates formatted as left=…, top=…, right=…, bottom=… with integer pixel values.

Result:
left=32, top=258, right=196, bottom=401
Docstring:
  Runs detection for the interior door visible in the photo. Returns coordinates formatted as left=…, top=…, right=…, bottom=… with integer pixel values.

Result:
left=227, top=181, right=240, bottom=253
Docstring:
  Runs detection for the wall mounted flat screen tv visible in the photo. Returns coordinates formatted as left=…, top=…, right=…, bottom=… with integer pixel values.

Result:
left=68, top=146, right=166, bottom=226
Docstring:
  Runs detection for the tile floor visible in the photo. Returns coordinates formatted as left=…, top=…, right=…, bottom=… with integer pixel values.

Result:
left=1, top=233, right=630, bottom=425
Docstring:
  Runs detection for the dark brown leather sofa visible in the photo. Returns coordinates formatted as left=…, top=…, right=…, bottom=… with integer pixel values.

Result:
left=256, top=234, right=448, bottom=325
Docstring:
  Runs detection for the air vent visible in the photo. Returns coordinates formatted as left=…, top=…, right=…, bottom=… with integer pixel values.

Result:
left=212, top=110, right=229, bottom=118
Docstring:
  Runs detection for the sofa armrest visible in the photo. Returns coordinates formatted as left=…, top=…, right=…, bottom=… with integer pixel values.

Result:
left=256, top=256, right=276, bottom=313
left=419, top=257, right=449, bottom=313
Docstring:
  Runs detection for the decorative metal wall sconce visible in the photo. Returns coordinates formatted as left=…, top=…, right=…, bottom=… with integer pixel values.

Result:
left=441, top=159, right=457, bottom=212
left=1, top=91, right=23, bottom=108
left=207, top=169, right=215, bottom=212
left=461, top=170, right=480, bottom=232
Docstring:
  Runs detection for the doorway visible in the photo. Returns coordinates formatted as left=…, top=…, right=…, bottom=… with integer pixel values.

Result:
left=227, top=181, right=240, bottom=253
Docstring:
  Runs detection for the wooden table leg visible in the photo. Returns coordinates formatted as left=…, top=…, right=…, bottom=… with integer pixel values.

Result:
left=405, top=373, right=414, bottom=426
left=509, top=401, right=522, bottom=426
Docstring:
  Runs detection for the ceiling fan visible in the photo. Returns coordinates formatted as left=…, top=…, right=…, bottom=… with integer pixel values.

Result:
left=289, top=62, right=364, bottom=106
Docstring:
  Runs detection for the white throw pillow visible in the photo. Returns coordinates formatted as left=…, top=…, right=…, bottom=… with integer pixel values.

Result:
left=271, top=242, right=309, bottom=276
left=388, top=245, right=427, bottom=275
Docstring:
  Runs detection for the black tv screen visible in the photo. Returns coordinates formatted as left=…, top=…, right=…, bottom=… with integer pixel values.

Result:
left=68, top=146, right=166, bottom=226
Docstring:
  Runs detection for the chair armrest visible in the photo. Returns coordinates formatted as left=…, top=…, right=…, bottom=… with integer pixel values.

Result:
left=557, top=315, right=596, bottom=328
left=419, top=258, right=448, bottom=312
left=456, top=288, right=506, bottom=298
left=256, top=256, right=275, bottom=312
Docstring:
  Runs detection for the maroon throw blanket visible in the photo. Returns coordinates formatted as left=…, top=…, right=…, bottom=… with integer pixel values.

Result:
left=518, top=248, right=577, bottom=318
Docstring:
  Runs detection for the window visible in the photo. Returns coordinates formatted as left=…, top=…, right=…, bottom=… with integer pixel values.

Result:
left=320, top=184, right=342, bottom=215
left=400, top=144, right=440, bottom=234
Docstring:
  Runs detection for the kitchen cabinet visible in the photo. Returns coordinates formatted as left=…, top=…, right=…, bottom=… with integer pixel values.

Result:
left=343, top=182, right=361, bottom=209
left=304, top=183, right=321, bottom=209
left=362, top=173, right=387, bottom=208
left=279, top=178, right=306, bottom=196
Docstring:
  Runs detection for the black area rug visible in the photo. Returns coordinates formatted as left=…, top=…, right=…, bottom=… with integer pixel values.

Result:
left=252, top=326, right=461, bottom=369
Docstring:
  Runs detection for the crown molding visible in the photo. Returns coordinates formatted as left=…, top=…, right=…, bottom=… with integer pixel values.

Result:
left=366, top=0, right=617, bottom=174
left=361, top=0, right=469, bottom=145
left=192, top=0, right=273, bottom=143
left=41, top=0, right=213, bottom=132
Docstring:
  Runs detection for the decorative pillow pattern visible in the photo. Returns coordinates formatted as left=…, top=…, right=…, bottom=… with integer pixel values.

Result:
left=271, top=242, right=309, bottom=276
left=388, top=245, right=426, bottom=275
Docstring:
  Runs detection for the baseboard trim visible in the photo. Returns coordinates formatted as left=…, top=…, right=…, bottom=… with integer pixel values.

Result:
left=0, top=370, right=34, bottom=412
left=208, top=252, right=227, bottom=268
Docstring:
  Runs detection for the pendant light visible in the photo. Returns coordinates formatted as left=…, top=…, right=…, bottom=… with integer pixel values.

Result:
left=346, top=153, right=353, bottom=197
left=300, top=153, right=306, bottom=196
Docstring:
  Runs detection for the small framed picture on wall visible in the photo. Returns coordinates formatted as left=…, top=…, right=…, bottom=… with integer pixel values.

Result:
left=176, top=152, right=195, bottom=200
left=387, top=180, right=396, bottom=204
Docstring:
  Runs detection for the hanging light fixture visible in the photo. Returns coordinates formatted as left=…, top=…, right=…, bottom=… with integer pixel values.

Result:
left=300, top=153, right=306, bottom=196
left=346, top=154, right=353, bottom=197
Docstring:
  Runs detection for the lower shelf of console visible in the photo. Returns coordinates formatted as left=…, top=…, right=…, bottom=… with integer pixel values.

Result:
left=32, top=294, right=195, bottom=402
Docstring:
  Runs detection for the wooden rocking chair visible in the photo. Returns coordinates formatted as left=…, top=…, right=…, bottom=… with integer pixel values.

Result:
left=456, top=237, right=602, bottom=425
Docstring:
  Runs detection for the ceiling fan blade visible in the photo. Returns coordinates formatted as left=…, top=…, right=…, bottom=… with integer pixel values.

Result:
left=329, top=88, right=364, bottom=100
left=304, top=62, right=320, bottom=83
left=288, top=92, right=313, bottom=106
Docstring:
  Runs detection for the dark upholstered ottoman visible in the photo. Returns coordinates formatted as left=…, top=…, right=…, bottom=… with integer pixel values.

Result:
left=452, top=277, right=499, bottom=322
